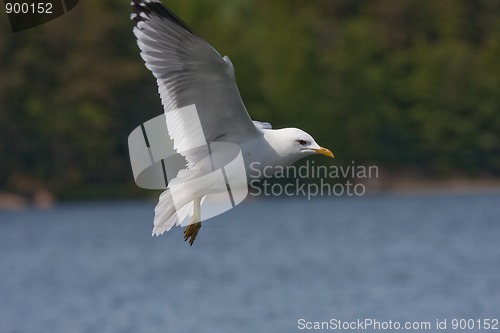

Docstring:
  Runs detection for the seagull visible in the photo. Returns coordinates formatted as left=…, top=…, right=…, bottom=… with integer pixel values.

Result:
left=131, top=0, right=334, bottom=245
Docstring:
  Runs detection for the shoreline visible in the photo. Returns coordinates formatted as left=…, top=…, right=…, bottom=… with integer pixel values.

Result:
left=2, top=177, right=500, bottom=210
left=363, top=175, right=500, bottom=196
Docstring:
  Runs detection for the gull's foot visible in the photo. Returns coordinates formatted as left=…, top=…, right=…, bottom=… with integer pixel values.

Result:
left=184, top=222, right=202, bottom=246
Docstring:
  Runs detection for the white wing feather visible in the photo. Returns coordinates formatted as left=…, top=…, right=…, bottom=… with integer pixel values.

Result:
left=132, top=0, right=259, bottom=167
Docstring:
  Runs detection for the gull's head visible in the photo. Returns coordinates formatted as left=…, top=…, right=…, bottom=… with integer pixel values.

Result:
left=272, top=128, right=334, bottom=162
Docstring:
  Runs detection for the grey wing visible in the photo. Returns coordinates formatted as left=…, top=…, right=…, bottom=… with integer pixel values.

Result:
left=253, top=121, right=272, bottom=130
left=131, top=0, right=258, bottom=165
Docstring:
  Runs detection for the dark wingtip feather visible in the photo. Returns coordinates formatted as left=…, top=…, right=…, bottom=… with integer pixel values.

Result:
left=131, top=0, right=197, bottom=36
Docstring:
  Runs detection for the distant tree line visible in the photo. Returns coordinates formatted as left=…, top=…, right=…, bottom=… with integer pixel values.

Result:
left=1, top=0, right=499, bottom=198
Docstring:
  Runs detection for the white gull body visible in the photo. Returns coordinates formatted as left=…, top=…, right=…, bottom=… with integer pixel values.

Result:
left=131, top=0, right=333, bottom=244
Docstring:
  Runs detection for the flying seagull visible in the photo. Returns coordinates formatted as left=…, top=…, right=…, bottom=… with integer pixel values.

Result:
left=131, top=0, right=333, bottom=245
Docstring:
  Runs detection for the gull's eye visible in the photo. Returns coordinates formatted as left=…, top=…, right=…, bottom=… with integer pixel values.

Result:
left=297, top=139, right=307, bottom=146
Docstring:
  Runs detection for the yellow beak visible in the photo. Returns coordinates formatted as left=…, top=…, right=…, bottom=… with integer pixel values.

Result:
left=314, top=147, right=334, bottom=158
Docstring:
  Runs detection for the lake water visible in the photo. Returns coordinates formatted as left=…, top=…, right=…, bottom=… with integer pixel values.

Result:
left=1, top=193, right=500, bottom=333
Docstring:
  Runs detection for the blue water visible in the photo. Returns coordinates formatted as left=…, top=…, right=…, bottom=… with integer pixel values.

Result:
left=1, top=193, right=500, bottom=333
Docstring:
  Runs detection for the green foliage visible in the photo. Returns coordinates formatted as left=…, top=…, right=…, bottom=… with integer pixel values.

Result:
left=1, top=0, right=499, bottom=198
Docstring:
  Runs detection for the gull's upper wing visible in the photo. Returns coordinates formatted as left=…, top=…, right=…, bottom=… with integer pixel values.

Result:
left=131, top=0, right=259, bottom=160
left=253, top=121, right=272, bottom=130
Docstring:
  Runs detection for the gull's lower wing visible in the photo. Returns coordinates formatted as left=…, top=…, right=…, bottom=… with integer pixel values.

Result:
left=131, top=0, right=258, bottom=166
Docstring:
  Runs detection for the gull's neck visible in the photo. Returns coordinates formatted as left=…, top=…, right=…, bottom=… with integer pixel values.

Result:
left=262, top=128, right=302, bottom=165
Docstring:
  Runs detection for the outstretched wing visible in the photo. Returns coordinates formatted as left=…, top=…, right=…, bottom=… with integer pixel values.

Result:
left=253, top=121, right=272, bottom=130
left=131, top=0, right=258, bottom=166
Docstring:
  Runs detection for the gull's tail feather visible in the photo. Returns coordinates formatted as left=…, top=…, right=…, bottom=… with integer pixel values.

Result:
left=152, top=190, right=193, bottom=236
left=152, top=168, right=203, bottom=236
